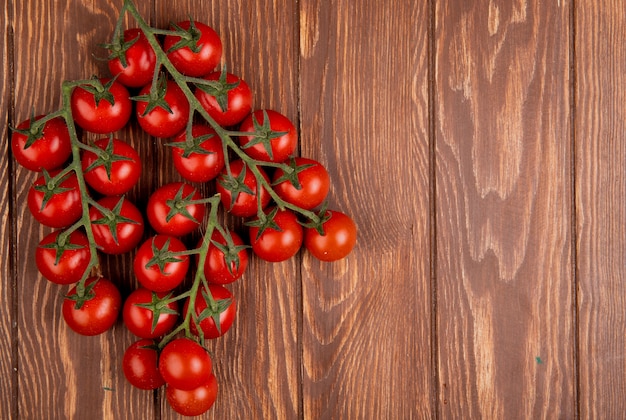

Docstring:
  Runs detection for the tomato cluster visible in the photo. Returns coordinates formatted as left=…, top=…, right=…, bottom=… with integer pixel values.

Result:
left=11, top=1, right=356, bottom=416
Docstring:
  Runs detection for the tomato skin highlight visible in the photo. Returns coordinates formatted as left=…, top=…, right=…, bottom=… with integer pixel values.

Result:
left=166, top=374, right=218, bottom=417
left=81, top=137, right=142, bottom=196
left=304, top=210, right=357, bottom=262
left=11, top=116, right=72, bottom=172
left=134, top=235, right=189, bottom=293
left=27, top=171, right=83, bottom=229
left=123, top=288, right=179, bottom=339
left=248, top=208, right=303, bottom=262
left=107, top=28, right=157, bottom=88
left=36, top=229, right=91, bottom=285
left=62, top=277, right=121, bottom=336
left=170, top=124, right=225, bottom=183
left=164, top=21, right=222, bottom=77
left=159, top=338, right=213, bottom=391
left=70, top=78, right=132, bottom=134
left=122, top=339, right=165, bottom=390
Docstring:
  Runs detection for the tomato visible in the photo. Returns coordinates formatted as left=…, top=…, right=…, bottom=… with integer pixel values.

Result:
left=147, top=182, right=206, bottom=237
left=163, top=20, right=222, bottom=77
left=106, top=28, right=157, bottom=88
left=11, top=115, right=71, bottom=172
left=304, top=210, right=357, bottom=262
left=199, top=229, right=248, bottom=285
left=123, top=288, right=179, bottom=339
left=70, top=78, right=132, bottom=134
left=159, top=338, right=212, bottom=390
left=238, top=109, right=297, bottom=162
left=135, top=79, right=190, bottom=138
left=194, top=71, right=252, bottom=127
left=216, top=159, right=270, bottom=217
left=169, top=124, right=225, bottom=183
left=122, top=339, right=165, bottom=390
left=62, top=277, right=121, bottom=336
left=183, top=284, right=236, bottom=339
left=166, top=374, right=218, bottom=416
left=81, top=137, right=141, bottom=195
left=134, top=235, right=189, bottom=293
left=27, top=170, right=83, bottom=228
left=248, top=207, right=303, bottom=262
left=89, top=196, right=144, bottom=255
left=272, top=157, right=330, bottom=210
left=36, top=229, right=91, bottom=285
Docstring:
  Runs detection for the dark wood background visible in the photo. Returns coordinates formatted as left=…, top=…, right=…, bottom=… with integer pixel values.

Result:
left=2, top=0, right=624, bottom=418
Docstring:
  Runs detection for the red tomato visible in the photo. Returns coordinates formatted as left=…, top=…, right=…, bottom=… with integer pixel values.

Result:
left=216, top=159, right=270, bottom=217
left=106, top=28, right=157, bottom=88
left=147, top=182, right=205, bottom=237
left=62, top=277, right=121, bottom=336
left=27, top=170, right=83, bottom=228
left=89, top=196, right=144, bottom=255
left=159, top=338, right=212, bottom=390
left=170, top=124, right=225, bottom=183
left=135, top=79, right=190, bottom=138
left=81, top=137, right=141, bottom=195
left=123, top=288, right=179, bottom=339
left=272, top=157, right=330, bottom=210
left=248, top=207, right=303, bottom=262
left=194, top=71, right=252, bottom=127
left=238, top=109, right=297, bottom=162
left=183, top=284, right=236, bottom=339
left=134, top=235, right=190, bottom=292
left=304, top=210, right=357, bottom=262
left=163, top=20, right=222, bottom=77
left=166, top=374, right=218, bottom=416
left=122, top=339, right=165, bottom=390
left=11, top=115, right=71, bottom=172
left=70, top=78, right=132, bottom=134
left=36, top=229, right=91, bottom=285
left=199, top=229, right=248, bottom=285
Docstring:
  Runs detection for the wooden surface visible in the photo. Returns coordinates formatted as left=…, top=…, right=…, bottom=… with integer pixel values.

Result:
left=2, top=0, right=625, bottom=418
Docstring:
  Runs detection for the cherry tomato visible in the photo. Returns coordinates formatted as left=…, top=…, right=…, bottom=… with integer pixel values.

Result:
left=11, top=115, right=71, bottom=172
left=272, top=157, right=330, bottom=210
left=70, top=78, right=132, bottom=134
left=199, top=229, right=248, bottom=285
left=238, top=109, right=297, bottom=162
left=135, top=79, right=190, bottom=138
left=147, top=182, right=206, bottom=237
left=122, top=339, right=165, bottom=390
left=194, top=71, right=252, bottom=127
left=81, top=137, right=141, bottom=195
left=62, top=277, right=121, bottom=336
left=163, top=20, right=222, bottom=77
left=304, top=210, right=357, bottom=262
left=107, top=28, right=157, bottom=88
left=27, top=170, right=83, bottom=228
left=123, top=288, right=179, bottom=339
left=183, top=283, right=236, bottom=339
left=248, top=207, right=303, bottom=262
left=170, top=124, right=225, bottom=183
left=159, top=338, right=212, bottom=390
left=36, top=229, right=91, bottom=285
left=134, top=235, right=189, bottom=293
left=216, top=159, right=270, bottom=217
left=166, top=374, right=218, bottom=417
left=89, top=196, right=144, bottom=255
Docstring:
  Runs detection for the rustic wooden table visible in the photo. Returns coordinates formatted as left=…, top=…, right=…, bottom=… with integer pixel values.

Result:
left=2, top=0, right=624, bottom=418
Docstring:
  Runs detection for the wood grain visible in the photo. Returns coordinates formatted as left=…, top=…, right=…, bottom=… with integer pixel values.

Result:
left=299, top=0, right=432, bottom=418
left=435, top=0, right=575, bottom=417
left=576, top=1, right=626, bottom=418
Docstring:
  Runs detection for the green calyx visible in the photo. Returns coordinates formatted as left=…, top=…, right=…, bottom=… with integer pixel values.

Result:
left=240, top=110, right=288, bottom=161
left=166, top=19, right=204, bottom=54
left=84, top=136, right=133, bottom=181
left=131, top=73, right=173, bottom=116
left=135, top=291, right=179, bottom=334
left=194, top=288, right=232, bottom=335
left=271, top=156, right=315, bottom=190
left=245, top=207, right=282, bottom=241
left=194, top=68, right=240, bottom=112
left=90, top=197, right=140, bottom=245
left=144, top=237, right=185, bottom=275
left=34, top=169, right=73, bottom=212
left=218, top=164, right=254, bottom=211
left=164, top=184, right=201, bottom=224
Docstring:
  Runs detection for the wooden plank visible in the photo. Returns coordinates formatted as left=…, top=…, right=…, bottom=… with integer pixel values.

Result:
left=435, top=0, right=574, bottom=417
left=11, top=1, right=155, bottom=418
left=299, top=0, right=432, bottom=418
left=576, top=1, right=626, bottom=417
left=151, top=1, right=301, bottom=418
left=2, top=1, right=15, bottom=418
